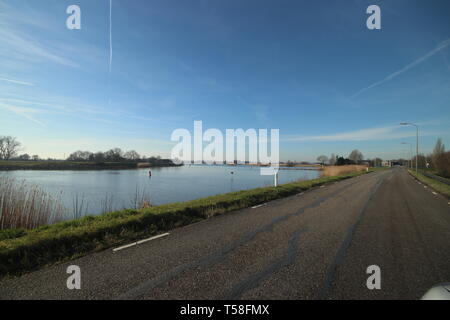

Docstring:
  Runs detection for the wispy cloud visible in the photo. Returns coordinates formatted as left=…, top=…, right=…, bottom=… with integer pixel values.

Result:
left=0, top=96, right=125, bottom=128
left=284, top=125, right=423, bottom=142
left=0, top=77, right=34, bottom=86
left=0, top=3, right=81, bottom=69
left=350, top=38, right=450, bottom=99
left=0, top=28, right=79, bottom=68
left=0, top=102, right=45, bottom=126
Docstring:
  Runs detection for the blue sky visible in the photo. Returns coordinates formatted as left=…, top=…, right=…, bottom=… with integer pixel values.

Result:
left=0, top=0, right=449, bottom=161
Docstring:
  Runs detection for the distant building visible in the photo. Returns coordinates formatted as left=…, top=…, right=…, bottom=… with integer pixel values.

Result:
left=381, top=160, right=392, bottom=167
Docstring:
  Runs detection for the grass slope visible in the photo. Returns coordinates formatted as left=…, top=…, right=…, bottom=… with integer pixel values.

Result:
left=408, top=170, right=450, bottom=198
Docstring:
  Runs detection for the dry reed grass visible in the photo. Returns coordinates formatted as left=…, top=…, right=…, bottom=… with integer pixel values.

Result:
left=322, top=165, right=368, bottom=177
left=0, top=177, right=153, bottom=230
left=0, top=177, right=65, bottom=230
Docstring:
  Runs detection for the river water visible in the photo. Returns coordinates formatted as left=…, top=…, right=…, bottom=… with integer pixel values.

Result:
left=1, top=165, right=320, bottom=218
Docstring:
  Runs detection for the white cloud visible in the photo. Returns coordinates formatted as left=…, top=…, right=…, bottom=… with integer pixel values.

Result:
left=285, top=125, right=418, bottom=142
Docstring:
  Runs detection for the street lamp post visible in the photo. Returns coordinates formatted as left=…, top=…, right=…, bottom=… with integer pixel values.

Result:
left=401, top=142, right=413, bottom=169
left=400, top=123, right=419, bottom=174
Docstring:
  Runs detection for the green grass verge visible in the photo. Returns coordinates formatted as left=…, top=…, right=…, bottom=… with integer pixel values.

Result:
left=408, top=170, right=450, bottom=198
left=0, top=170, right=371, bottom=278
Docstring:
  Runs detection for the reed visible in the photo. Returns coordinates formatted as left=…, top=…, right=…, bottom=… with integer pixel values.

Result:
left=322, top=165, right=367, bottom=177
left=0, top=177, right=65, bottom=230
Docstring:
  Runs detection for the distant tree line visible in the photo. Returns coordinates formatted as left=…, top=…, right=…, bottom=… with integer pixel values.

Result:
left=381, top=138, right=450, bottom=178
left=67, top=148, right=139, bottom=162
left=317, top=149, right=367, bottom=166
left=0, top=136, right=171, bottom=165
left=66, top=148, right=169, bottom=165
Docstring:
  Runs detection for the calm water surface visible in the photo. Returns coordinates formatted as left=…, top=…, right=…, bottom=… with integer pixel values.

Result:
left=1, top=165, right=320, bottom=218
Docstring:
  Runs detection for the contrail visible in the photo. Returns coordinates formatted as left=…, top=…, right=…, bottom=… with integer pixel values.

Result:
left=350, top=38, right=450, bottom=99
left=108, top=0, right=112, bottom=107
left=109, top=0, right=112, bottom=73
left=0, top=77, right=34, bottom=86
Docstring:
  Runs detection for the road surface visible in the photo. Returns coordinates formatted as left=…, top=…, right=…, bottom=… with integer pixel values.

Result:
left=1, top=168, right=449, bottom=300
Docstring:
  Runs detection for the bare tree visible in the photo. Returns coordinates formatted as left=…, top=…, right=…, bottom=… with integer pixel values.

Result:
left=67, top=150, right=92, bottom=161
left=93, top=152, right=105, bottom=162
left=104, top=148, right=124, bottom=161
left=348, top=149, right=364, bottom=163
left=432, top=138, right=445, bottom=168
left=433, top=138, right=445, bottom=156
left=329, top=153, right=336, bottom=165
left=432, top=138, right=450, bottom=176
left=0, top=136, right=21, bottom=160
left=373, top=157, right=382, bottom=167
left=317, top=155, right=328, bottom=165
left=18, top=154, right=31, bottom=160
left=124, top=150, right=140, bottom=161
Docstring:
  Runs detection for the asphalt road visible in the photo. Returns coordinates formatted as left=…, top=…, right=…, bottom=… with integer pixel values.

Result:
left=1, top=168, right=449, bottom=300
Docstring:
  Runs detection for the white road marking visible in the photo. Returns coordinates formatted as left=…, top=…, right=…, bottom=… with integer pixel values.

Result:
left=298, top=192, right=304, bottom=196
left=252, top=203, right=267, bottom=209
left=137, top=233, right=170, bottom=244
left=113, top=242, right=137, bottom=252
left=113, top=233, right=170, bottom=252
left=320, top=185, right=325, bottom=188
left=432, top=192, right=437, bottom=195
left=424, top=186, right=428, bottom=189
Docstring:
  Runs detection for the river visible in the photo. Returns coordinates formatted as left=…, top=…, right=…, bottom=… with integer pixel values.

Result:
left=1, top=165, right=320, bottom=219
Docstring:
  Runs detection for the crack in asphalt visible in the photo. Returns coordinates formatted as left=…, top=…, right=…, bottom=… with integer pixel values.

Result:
left=116, top=177, right=364, bottom=299
left=318, top=172, right=390, bottom=299
left=223, top=228, right=308, bottom=300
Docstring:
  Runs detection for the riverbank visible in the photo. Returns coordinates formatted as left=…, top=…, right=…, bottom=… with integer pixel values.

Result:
left=0, top=160, right=181, bottom=171
left=0, top=168, right=375, bottom=278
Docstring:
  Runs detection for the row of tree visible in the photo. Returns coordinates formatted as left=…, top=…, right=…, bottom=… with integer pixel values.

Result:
left=315, top=139, right=450, bottom=178
left=66, top=148, right=160, bottom=162
left=0, top=136, right=166, bottom=163
left=317, top=149, right=366, bottom=166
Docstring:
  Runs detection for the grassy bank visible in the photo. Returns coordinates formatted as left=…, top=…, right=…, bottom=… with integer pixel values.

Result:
left=0, top=169, right=372, bottom=278
left=408, top=170, right=450, bottom=198
left=0, top=160, right=180, bottom=171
